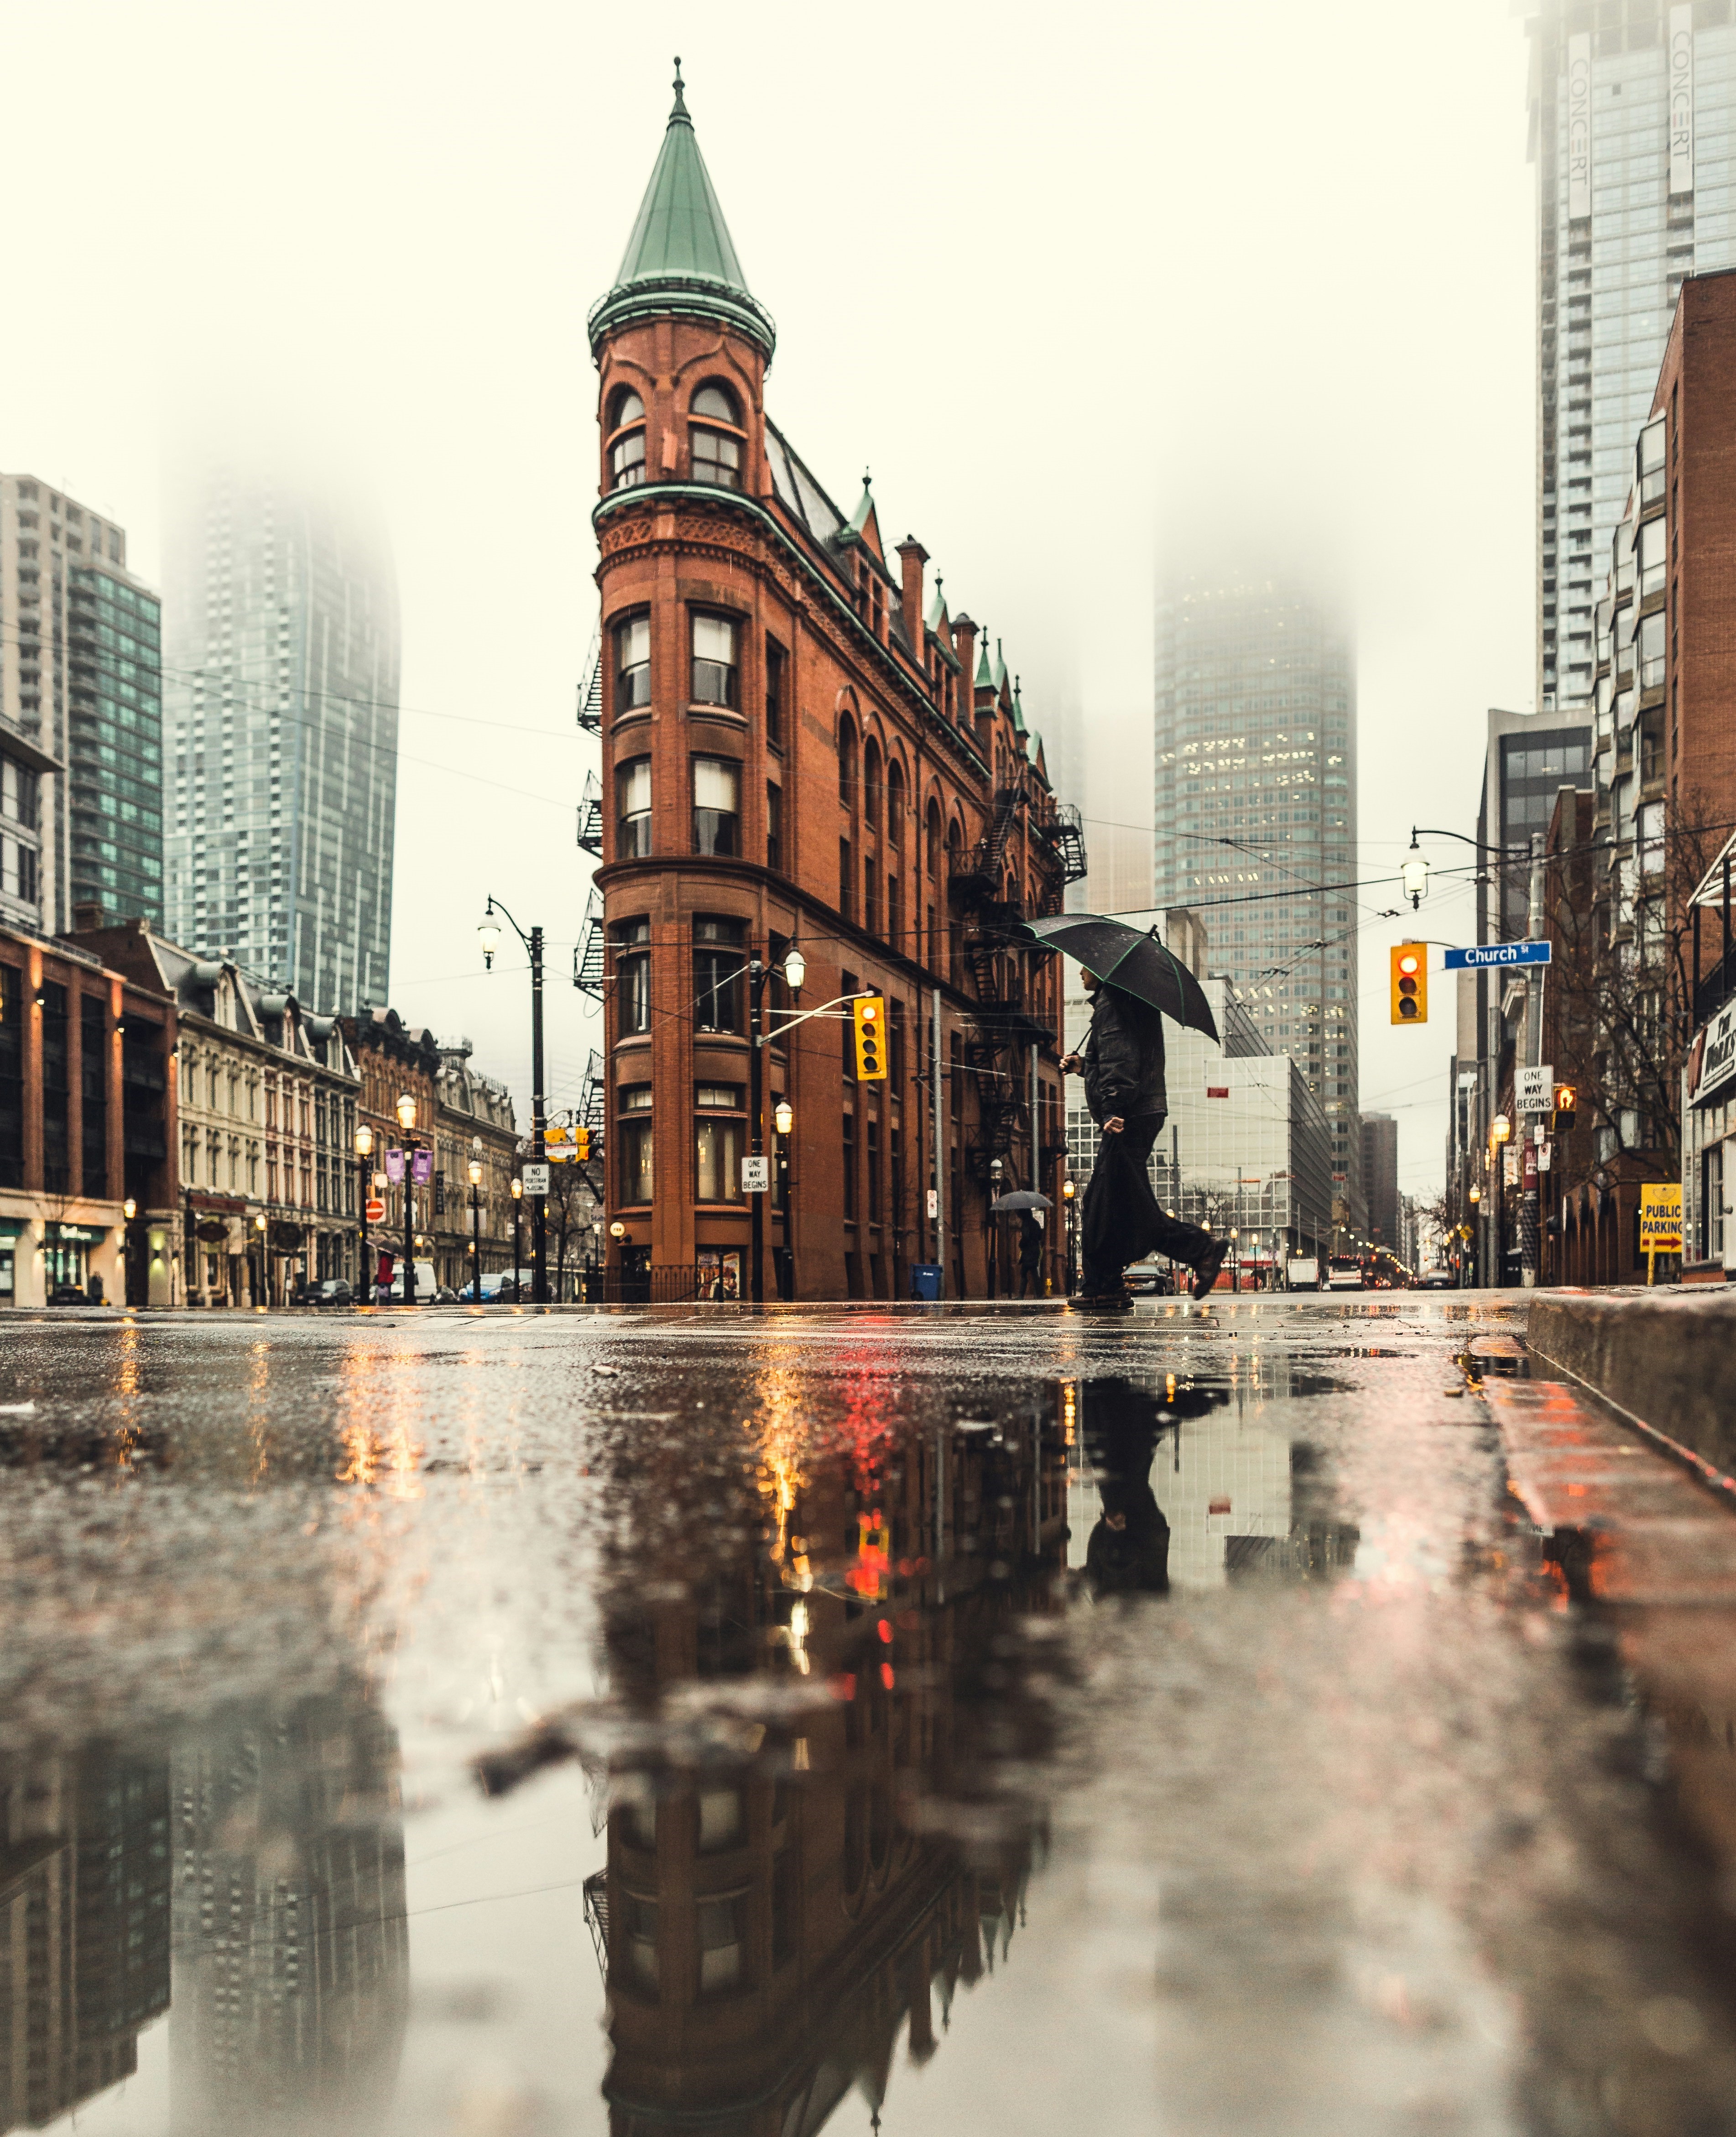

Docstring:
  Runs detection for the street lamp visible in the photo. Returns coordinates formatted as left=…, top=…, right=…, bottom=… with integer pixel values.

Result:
left=253, top=1210, right=268, bottom=1311
left=468, top=1152, right=484, bottom=1303
left=1061, top=1176, right=1077, bottom=1298
left=774, top=1097, right=793, bottom=1137
left=478, top=898, right=547, bottom=1304
left=747, top=941, right=807, bottom=1306
left=1493, top=1114, right=1512, bottom=1144
left=1401, top=840, right=1430, bottom=911
left=395, top=1094, right=422, bottom=1305
left=353, top=1121, right=374, bottom=1303
left=510, top=1175, right=523, bottom=1297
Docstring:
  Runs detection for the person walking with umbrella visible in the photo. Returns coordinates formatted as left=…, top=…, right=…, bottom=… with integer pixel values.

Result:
left=1016, top=1209, right=1044, bottom=1297
left=1026, top=915, right=1227, bottom=1308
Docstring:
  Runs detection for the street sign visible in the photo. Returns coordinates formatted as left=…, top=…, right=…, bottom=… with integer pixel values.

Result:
left=740, top=1156, right=771, bottom=1193
left=521, top=1162, right=551, bottom=1197
left=1443, top=942, right=1552, bottom=971
left=1517, top=1064, right=1555, bottom=1115
left=1640, top=1183, right=1682, bottom=1253
left=926, top=1188, right=939, bottom=1219
left=365, top=1197, right=386, bottom=1224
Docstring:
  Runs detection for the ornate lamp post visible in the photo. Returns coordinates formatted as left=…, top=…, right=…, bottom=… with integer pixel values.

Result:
left=354, top=1121, right=374, bottom=1304
left=1061, top=1175, right=1077, bottom=1296
left=468, top=1150, right=484, bottom=1303
left=396, top=1092, right=421, bottom=1306
left=252, top=1211, right=267, bottom=1310
left=509, top=1175, right=523, bottom=1298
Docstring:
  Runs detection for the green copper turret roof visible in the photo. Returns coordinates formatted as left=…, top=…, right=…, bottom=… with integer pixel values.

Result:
left=588, top=63, right=776, bottom=359
left=1011, top=676, right=1027, bottom=736
left=975, top=636, right=994, bottom=689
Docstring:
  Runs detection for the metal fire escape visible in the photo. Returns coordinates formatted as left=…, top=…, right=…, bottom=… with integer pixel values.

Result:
left=577, top=1048, right=606, bottom=1202
left=575, top=769, right=604, bottom=857
left=950, top=777, right=1055, bottom=1182
left=573, top=886, right=607, bottom=1000
left=576, top=622, right=603, bottom=735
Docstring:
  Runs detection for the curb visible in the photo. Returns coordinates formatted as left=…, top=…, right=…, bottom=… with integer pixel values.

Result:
left=1526, top=1290, right=1736, bottom=1489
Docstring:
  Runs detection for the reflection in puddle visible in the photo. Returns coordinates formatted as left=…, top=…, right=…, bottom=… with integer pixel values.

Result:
left=568, top=1392, right=1069, bottom=2135
left=1066, top=1369, right=1360, bottom=1593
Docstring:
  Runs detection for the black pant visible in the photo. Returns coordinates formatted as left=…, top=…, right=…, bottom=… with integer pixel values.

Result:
left=1081, top=1113, right=1215, bottom=1295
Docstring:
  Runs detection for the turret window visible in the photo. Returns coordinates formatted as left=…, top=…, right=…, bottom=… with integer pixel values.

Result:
left=690, top=382, right=743, bottom=490
left=615, top=614, right=651, bottom=713
left=691, top=614, right=738, bottom=707
left=693, top=756, right=740, bottom=857
left=607, top=389, right=646, bottom=491
left=616, top=757, right=653, bottom=858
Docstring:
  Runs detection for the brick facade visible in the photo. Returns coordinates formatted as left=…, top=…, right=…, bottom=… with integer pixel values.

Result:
left=589, top=80, right=1081, bottom=1301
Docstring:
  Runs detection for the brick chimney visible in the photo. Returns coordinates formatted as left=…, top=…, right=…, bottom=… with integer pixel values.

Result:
left=896, top=536, right=928, bottom=662
left=952, top=612, right=977, bottom=729
left=72, top=900, right=104, bottom=933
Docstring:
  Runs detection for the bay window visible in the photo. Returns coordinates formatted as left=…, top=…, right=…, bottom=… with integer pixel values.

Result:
left=693, top=756, right=740, bottom=856
left=616, top=757, right=652, bottom=857
left=692, top=614, right=738, bottom=707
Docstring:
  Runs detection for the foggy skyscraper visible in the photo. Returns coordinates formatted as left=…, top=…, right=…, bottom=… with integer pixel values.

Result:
left=1153, top=574, right=1362, bottom=1226
left=163, top=455, right=399, bottom=1011
left=1528, top=0, right=1736, bottom=711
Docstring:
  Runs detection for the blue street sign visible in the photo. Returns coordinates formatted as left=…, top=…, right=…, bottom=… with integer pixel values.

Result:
left=1442, top=942, right=1553, bottom=971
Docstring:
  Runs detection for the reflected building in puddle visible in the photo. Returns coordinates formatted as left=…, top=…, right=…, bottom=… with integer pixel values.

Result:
left=170, top=1678, right=408, bottom=2134
left=0, top=1745, right=170, bottom=2131
left=587, top=1384, right=1069, bottom=2135
left=1068, top=1372, right=1360, bottom=1593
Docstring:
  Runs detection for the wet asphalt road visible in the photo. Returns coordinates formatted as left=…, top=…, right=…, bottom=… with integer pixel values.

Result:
left=5, top=1295, right=1736, bottom=2136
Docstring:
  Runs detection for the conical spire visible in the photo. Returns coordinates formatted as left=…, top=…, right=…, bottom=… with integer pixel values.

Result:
left=589, top=61, right=776, bottom=358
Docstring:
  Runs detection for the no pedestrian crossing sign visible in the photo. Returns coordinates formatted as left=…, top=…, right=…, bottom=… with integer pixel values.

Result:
left=521, top=1162, right=551, bottom=1197
left=1442, top=942, right=1552, bottom=971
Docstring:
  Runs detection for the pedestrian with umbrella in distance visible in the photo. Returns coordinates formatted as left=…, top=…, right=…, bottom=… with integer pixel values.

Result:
left=1023, top=913, right=1228, bottom=1309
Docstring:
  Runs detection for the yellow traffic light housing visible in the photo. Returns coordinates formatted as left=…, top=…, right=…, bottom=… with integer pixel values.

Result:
left=1390, top=942, right=1427, bottom=1025
left=852, top=995, right=888, bottom=1080
left=574, top=1125, right=592, bottom=1162
left=1550, top=1086, right=1577, bottom=1135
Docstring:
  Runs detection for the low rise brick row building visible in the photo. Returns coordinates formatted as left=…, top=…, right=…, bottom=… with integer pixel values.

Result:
left=0, top=910, right=520, bottom=1306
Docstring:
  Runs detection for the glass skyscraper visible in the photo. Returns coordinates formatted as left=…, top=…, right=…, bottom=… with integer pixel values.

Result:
left=163, top=458, right=399, bottom=1011
left=1153, top=575, right=1362, bottom=1226
left=1529, top=0, right=1736, bottom=710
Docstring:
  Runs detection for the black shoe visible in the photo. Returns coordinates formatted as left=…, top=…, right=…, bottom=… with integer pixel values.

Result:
left=1191, top=1243, right=1228, bottom=1302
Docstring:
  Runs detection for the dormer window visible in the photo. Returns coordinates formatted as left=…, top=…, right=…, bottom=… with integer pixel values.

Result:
left=690, top=382, right=743, bottom=489
left=608, top=388, right=646, bottom=491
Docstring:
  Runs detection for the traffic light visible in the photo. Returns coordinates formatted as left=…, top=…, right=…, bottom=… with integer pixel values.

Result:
left=852, top=995, right=888, bottom=1080
left=1551, top=1085, right=1577, bottom=1135
left=574, top=1125, right=592, bottom=1162
left=1389, top=942, right=1427, bottom=1025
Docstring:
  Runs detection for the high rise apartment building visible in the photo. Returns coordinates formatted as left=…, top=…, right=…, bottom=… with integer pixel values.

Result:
left=1528, top=0, right=1736, bottom=712
left=1153, top=576, right=1362, bottom=1222
left=0, top=475, right=163, bottom=936
left=1067, top=819, right=1152, bottom=916
left=162, top=459, right=400, bottom=1011
left=1360, top=1111, right=1400, bottom=1254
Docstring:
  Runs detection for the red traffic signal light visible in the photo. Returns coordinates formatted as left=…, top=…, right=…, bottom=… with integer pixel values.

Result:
left=1389, top=943, right=1428, bottom=1025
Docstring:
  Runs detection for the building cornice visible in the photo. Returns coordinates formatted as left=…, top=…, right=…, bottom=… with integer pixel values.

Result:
left=594, top=485, right=991, bottom=785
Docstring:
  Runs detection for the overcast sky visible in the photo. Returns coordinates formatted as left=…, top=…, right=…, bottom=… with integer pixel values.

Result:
left=5, top=0, right=1535, bottom=1198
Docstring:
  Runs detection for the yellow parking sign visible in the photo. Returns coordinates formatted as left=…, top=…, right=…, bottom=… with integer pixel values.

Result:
left=1640, top=1183, right=1682, bottom=1282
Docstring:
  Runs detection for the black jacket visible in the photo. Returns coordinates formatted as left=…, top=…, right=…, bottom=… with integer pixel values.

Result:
left=1081, top=986, right=1167, bottom=1124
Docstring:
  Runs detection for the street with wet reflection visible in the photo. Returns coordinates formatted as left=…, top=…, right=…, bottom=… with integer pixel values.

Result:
left=3, top=1298, right=1735, bottom=2136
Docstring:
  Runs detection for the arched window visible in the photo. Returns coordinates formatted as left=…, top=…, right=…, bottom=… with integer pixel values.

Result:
left=926, top=800, right=941, bottom=879
left=862, top=738, right=881, bottom=833
left=606, top=387, right=646, bottom=492
left=839, top=718, right=857, bottom=808
left=690, top=381, right=743, bottom=490
left=886, top=760, right=905, bottom=847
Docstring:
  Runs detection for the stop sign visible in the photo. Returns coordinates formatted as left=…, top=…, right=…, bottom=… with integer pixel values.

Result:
left=365, top=1196, right=386, bottom=1224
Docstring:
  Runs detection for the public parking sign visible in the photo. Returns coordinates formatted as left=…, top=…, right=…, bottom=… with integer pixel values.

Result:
left=1639, top=1183, right=1683, bottom=1255
left=1443, top=942, right=1552, bottom=970
left=521, top=1162, right=551, bottom=1197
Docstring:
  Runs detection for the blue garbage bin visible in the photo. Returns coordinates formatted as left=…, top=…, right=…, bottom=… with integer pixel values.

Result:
left=909, top=1262, right=943, bottom=1301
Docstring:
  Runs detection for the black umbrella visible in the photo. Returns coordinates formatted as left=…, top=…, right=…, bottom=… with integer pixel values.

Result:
left=989, top=1188, right=1052, bottom=1213
left=1020, top=913, right=1220, bottom=1044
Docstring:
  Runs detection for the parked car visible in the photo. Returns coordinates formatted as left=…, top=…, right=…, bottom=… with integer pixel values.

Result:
left=1418, top=1267, right=1456, bottom=1289
left=432, top=1286, right=459, bottom=1304
left=47, top=1284, right=87, bottom=1305
left=307, top=1279, right=353, bottom=1307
